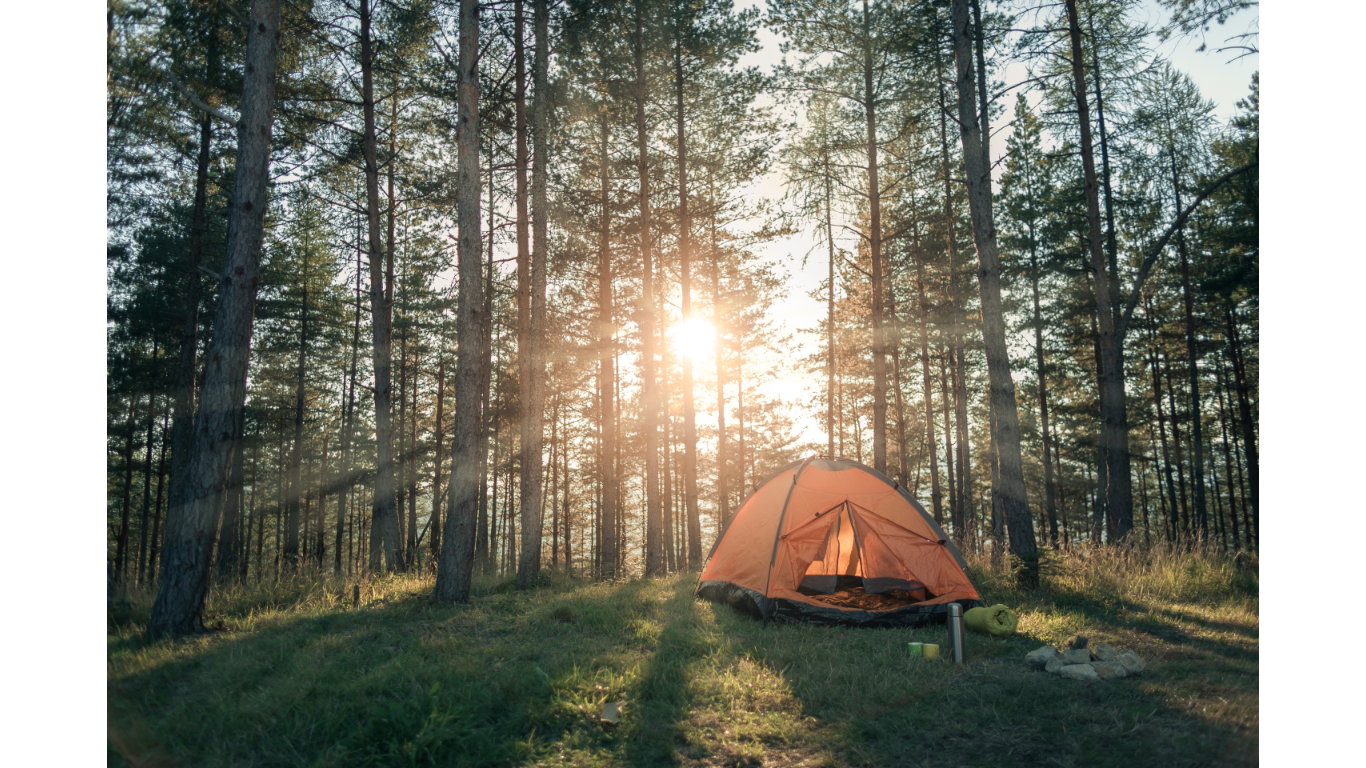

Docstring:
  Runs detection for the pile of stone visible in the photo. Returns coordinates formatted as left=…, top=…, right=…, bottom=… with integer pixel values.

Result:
left=1024, top=641, right=1145, bottom=681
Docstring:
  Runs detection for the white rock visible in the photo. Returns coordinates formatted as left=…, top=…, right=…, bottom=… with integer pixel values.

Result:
left=1058, top=663, right=1099, bottom=681
left=1045, top=654, right=1068, bottom=673
left=1060, top=648, right=1092, bottom=665
left=1093, top=643, right=1118, bottom=662
left=1091, top=661, right=1128, bottom=679
left=1025, top=646, right=1058, bottom=668
left=1118, top=650, right=1145, bottom=675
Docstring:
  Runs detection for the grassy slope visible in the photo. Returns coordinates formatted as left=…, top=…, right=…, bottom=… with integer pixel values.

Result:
left=108, top=546, right=1258, bottom=767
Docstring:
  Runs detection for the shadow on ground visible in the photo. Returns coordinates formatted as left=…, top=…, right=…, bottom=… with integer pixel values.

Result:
left=109, top=572, right=1257, bottom=767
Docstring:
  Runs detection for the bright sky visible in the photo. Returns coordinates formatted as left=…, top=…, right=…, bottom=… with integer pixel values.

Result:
left=728, top=0, right=1260, bottom=449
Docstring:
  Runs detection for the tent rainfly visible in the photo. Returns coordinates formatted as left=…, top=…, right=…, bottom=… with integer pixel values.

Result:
left=697, top=456, right=984, bottom=627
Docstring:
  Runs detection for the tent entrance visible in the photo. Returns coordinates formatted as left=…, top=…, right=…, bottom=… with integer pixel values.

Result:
left=790, top=502, right=936, bottom=608
left=794, top=503, right=862, bottom=594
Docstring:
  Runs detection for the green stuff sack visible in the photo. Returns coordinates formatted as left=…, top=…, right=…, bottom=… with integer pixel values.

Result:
left=963, top=604, right=1018, bottom=636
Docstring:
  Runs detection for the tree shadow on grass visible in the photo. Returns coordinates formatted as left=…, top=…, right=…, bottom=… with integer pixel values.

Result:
left=619, top=583, right=716, bottom=767
left=109, top=575, right=1257, bottom=768
left=109, top=575, right=733, bottom=768
left=702, top=586, right=1257, bottom=768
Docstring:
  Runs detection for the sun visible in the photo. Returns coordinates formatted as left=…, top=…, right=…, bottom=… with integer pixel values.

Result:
left=670, top=317, right=716, bottom=359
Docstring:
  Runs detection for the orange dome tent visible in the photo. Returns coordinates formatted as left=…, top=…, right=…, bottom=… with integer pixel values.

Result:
left=697, top=456, right=983, bottom=627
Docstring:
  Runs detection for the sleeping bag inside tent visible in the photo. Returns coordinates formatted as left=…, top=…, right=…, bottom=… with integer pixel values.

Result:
left=696, top=456, right=984, bottom=627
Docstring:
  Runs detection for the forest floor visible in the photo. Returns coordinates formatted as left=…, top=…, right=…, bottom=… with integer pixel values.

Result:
left=108, top=545, right=1258, bottom=768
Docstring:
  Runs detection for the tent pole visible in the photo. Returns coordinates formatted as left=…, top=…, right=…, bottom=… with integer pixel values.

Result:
left=762, top=455, right=817, bottom=627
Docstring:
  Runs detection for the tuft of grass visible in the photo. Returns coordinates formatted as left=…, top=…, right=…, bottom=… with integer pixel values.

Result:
left=110, top=545, right=1256, bottom=767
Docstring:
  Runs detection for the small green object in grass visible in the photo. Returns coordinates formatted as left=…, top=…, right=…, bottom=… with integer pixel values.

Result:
left=963, top=604, right=1018, bottom=636
left=907, top=642, right=924, bottom=657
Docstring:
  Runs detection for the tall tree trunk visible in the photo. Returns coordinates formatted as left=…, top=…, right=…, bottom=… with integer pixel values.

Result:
left=359, top=0, right=403, bottom=573
left=596, top=108, right=619, bottom=579
left=949, top=0, right=1037, bottom=579
left=435, top=0, right=483, bottom=604
left=516, top=0, right=549, bottom=586
left=1063, top=0, right=1131, bottom=541
left=476, top=151, right=495, bottom=571
left=1164, top=344, right=1191, bottom=540
left=168, top=23, right=219, bottom=537
left=1030, top=244, right=1059, bottom=547
left=397, top=327, right=409, bottom=559
left=407, top=335, right=419, bottom=566
left=116, top=395, right=139, bottom=587
left=530, top=0, right=551, bottom=575
left=243, top=434, right=258, bottom=582
left=138, top=380, right=158, bottom=587
left=1213, top=358, right=1245, bottom=543
left=825, top=152, right=837, bottom=460
left=911, top=212, right=944, bottom=527
left=1085, top=8, right=1132, bottom=535
left=216, top=405, right=245, bottom=582
left=1226, top=308, right=1257, bottom=547
left=563, top=402, right=573, bottom=572
left=933, top=42, right=962, bottom=533
left=675, top=11, right=703, bottom=570
left=1171, top=150, right=1208, bottom=537
left=317, top=435, right=330, bottom=568
left=636, top=0, right=662, bottom=577
left=891, top=303, right=909, bottom=488
left=430, top=358, right=446, bottom=565
left=147, top=0, right=280, bottom=638
left=149, top=399, right=170, bottom=585
left=940, top=350, right=958, bottom=532
left=285, top=275, right=308, bottom=569
left=1144, top=293, right=1181, bottom=541
left=550, top=393, right=559, bottom=568
left=335, top=237, right=362, bottom=576
left=862, top=0, right=888, bottom=475
left=712, top=170, right=730, bottom=533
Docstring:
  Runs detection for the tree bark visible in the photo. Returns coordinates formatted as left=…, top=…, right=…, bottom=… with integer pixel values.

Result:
left=148, top=399, right=170, bottom=585
left=116, top=395, right=139, bottom=587
left=168, top=24, right=219, bottom=538
left=335, top=236, right=362, bottom=576
left=596, top=108, right=619, bottom=579
left=825, top=152, right=836, bottom=461
left=933, top=41, right=963, bottom=533
left=138, top=382, right=158, bottom=587
left=429, top=358, right=446, bottom=565
left=949, top=0, right=1037, bottom=578
left=910, top=210, right=943, bottom=527
left=1063, top=0, right=1131, bottom=541
left=712, top=200, right=730, bottom=532
left=216, top=405, right=245, bottom=582
left=1030, top=240, right=1059, bottom=547
left=636, top=0, right=662, bottom=577
left=476, top=150, right=496, bottom=571
left=1170, top=149, right=1209, bottom=537
left=675, top=9, right=703, bottom=570
left=862, top=0, right=888, bottom=475
left=359, top=0, right=403, bottom=573
left=1214, top=355, right=1241, bottom=546
left=516, top=0, right=550, bottom=586
left=436, top=0, right=483, bottom=604
left=147, top=0, right=279, bottom=638
left=1226, top=308, right=1257, bottom=547
left=284, top=271, right=308, bottom=570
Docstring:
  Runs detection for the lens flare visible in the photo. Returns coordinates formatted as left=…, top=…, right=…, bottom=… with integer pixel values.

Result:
left=670, top=317, right=716, bottom=359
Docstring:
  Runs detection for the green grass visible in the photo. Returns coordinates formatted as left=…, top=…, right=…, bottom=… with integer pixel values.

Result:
left=108, top=544, right=1257, bottom=767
